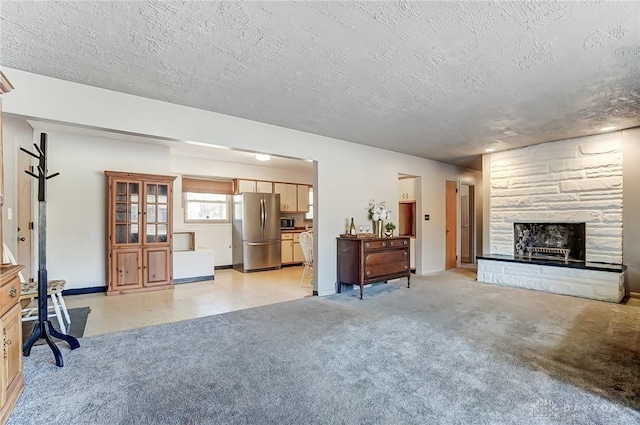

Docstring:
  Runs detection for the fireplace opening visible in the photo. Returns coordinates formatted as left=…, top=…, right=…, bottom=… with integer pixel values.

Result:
left=514, top=223, right=585, bottom=262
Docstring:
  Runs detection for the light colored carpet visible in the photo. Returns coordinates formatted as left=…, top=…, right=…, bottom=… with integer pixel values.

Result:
left=8, top=269, right=640, bottom=424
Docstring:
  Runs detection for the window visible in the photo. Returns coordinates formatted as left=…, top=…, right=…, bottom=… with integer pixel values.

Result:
left=184, top=193, right=230, bottom=222
left=305, top=187, right=314, bottom=220
left=182, top=176, right=233, bottom=223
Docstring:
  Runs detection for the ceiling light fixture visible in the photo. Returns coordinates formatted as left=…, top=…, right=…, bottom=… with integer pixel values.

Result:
left=485, top=148, right=496, bottom=152
left=255, top=154, right=271, bottom=161
left=599, top=126, right=617, bottom=132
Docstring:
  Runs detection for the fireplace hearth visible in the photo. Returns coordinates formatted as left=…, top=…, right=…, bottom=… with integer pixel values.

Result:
left=514, top=222, right=585, bottom=262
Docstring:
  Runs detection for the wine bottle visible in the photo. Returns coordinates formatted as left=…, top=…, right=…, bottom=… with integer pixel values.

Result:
left=349, top=218, right=356, bottom=235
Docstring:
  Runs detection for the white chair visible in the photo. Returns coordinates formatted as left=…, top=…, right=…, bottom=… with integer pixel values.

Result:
left=2, top=243, right=71, bottom=334
left=299, top=231, right=313, bottom=286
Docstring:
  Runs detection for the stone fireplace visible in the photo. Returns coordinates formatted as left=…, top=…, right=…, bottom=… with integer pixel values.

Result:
left=478, top=133, right=626, bottom=302
left=514, top=222, right=585, bottom=262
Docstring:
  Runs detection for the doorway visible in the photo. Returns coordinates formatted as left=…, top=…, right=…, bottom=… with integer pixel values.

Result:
left=460, top=183, right=474, bottom=264
left=445, top=180, right=457, bottom=269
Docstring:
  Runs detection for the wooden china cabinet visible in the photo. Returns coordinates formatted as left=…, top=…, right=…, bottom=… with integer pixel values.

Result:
left=0, top=71, right=24, bottom=425
left=105, top=171, right=176, bottom=295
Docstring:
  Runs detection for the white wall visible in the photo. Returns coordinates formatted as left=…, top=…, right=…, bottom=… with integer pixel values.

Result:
left=43, top=131, right=169, bottom=289
left=2, top=68, right=481, bottom=295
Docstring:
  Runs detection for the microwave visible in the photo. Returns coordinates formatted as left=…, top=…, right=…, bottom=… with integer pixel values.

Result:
left=280, top=217, right=295, bottom=229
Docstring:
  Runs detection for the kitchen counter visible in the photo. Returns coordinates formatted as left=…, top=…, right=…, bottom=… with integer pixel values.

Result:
left=281, top=228, right=312, bottom=233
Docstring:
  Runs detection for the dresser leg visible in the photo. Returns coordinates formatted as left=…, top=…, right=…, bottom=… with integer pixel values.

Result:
left=407, top=276, right=411, bottom=288
left=360, top=284, right=363, bottom=300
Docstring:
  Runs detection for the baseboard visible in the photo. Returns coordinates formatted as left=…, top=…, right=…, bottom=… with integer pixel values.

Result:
left=630, top=292, right=640, bottom=299
left=214, top=265, right=233, bottom=270
left=62, top=286, right=107, bottom=296
left=174, top=275, right=215, bottom=284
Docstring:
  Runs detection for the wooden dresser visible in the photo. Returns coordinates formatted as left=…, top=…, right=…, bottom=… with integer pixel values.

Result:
left=0, top=265, right=24, bottom=425
left=337, top=236, right=411, bottom=299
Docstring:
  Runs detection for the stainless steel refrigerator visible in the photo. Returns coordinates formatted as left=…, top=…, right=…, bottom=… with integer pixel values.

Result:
left=232, top=192, right=282, bottom=272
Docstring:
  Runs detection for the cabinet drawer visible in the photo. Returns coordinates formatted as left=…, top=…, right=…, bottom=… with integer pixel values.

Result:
left=1, top=276, right=20, bottom=316
left=387, top=239, right=409, bottom=248
left=365, top=260, right=409, bottom=279
left=365, top=250, right=408, bottom=266
left=363, top=240, right=392, bottom=250
left=281, top=233, right=293, bottom=240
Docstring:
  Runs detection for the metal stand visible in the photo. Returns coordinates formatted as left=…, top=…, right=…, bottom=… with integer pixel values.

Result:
left=20, top=133, right=79, bottom=367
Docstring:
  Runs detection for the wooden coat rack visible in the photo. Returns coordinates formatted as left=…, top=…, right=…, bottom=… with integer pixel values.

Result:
left=21, top=133, right=79, bottom=367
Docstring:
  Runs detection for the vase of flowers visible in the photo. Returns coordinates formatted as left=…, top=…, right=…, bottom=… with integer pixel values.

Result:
left=368, top=200, right=391, bottom=238
left=384, top=222, right=396, bottom=237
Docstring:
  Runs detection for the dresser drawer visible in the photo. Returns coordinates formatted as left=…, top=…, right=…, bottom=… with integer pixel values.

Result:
left=365, top=260, right=409, bottom=280
left=363, top=240, right=391, bottom=250
left=387, top=239, right=409, bottom=248
left=0, top=276, right=20, bottom=316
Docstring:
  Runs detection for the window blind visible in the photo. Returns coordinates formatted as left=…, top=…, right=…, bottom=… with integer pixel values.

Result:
left=182, top=177, right=233, bottom=195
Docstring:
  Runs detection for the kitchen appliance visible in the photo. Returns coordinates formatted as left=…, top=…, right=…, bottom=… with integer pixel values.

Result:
left=232, top=192, right=282, bottom=272
left=280, top=217, right=295, bottom=229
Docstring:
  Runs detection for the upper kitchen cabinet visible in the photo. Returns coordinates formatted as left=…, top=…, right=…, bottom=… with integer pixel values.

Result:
left=297, top=185, right=310, bottom=213
left=399, top=177, right=416, bottom=201
left=274, top=183, right=297, bottom=212
left=256, top=181, right=273, bottom=193
left=234, top=179, right=274, bottom=194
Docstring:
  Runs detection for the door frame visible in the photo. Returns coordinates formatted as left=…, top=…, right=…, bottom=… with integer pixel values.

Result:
left=459, top=183, right=475, bottom=264
left=445, top=180, right=457, bottom=270
left=16, top=142, right=34, bottom=281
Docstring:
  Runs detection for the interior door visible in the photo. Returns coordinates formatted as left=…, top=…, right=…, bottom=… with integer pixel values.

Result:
left=445, top=181, right=457, bottom=269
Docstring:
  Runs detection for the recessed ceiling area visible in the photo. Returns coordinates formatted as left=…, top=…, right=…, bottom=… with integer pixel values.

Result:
left=2, top=1, right=639, bottom=169
left=24, top=119, right=314, bottom=172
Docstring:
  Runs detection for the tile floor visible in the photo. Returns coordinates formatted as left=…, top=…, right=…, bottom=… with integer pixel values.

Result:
left=64, top=266, right=312, bottom=337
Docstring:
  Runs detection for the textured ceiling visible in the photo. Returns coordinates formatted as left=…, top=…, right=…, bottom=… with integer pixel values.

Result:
left=1, top=1, right=639, bottom=169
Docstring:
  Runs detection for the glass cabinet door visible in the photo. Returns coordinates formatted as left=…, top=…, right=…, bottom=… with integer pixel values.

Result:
left=144, top=182, right=170, bottom=244
left=114, top=181, right=140, bottom=245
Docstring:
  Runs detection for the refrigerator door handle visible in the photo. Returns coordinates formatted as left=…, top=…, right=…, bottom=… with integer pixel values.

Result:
left=246, top=241, right=278, bottom=246
left=260, top=198, right=265, bottom=232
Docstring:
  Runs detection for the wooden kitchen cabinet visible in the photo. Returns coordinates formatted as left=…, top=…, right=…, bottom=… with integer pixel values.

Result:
left=398, top=177, right=416, bottom=201
left=281, top=239, right=293, bottom=264
left=337, top=236, right=411, bottom=299
left=234, top=179, right=273, bottom=194
left=105, top=171, right=176, bottom=295
left=281, top=232, right=304, bottom=265
left=297, top=185, right=310, bottom=212
left=0, top=265, right=24, bottom=425
left=293, top=233, right=304, bottom=262
left=274, top=183, right=297, bottom=212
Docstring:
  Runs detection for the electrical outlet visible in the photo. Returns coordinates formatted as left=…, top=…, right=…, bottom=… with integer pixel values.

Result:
left=424, top=214, right=430, bottom=221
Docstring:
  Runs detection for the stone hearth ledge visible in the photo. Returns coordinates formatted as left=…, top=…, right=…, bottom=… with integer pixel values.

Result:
left=477, top=254, right=626, bottom=303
